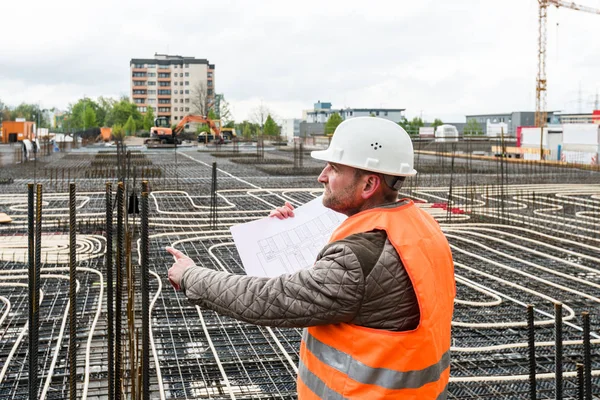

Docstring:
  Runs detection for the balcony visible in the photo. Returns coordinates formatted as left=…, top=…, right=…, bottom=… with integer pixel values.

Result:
left=157, top=111, right=171, bottom=117
left=157, top=77, right=171, bottom=82
left=132, top=68, right=147, bottom=73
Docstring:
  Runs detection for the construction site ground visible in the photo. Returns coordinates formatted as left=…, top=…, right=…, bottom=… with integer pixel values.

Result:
left=0, top=140, right=599, bottom=399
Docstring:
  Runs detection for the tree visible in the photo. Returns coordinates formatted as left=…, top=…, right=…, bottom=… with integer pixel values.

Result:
left=216, top=95, right=233, bottom=125
left=325, top=113, right=343, bottom=136
left=124, top=115, right=136, bottom=136
left=432, top=118, right=444, bottom=131
left=83, top=107, right=97, bottom=129
left=464, top=118, right=484, bottom=136
left=97, top=96, right=117, bottom=127
left=207, top=109, right=218, bottom=120
left=399, top=117, right=424, bottom=136
left=112, top=124, right=125, bottom=142
left=250, top=102, right=273, bottom=133
left=143, top=106, right=155, bottom=131
left=191, top=81, right=209, bottom=116
left=263, top=114, right=279, bottom=137
left=66, top=98, right=100, bottom=129
left=242, top=123, right=252, bottom=139
left=106, top=98, right=142, bottom=128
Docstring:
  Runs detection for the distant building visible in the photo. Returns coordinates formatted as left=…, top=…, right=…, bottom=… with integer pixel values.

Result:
left=554, top=111, right=600, bottom=124
left=129, top=53, right=215, bottom=124
left=281, top=119, right=301, bottom=143
left=465, top=111, right=557, bottom=137
left=306, top=101, right=405, bottom=124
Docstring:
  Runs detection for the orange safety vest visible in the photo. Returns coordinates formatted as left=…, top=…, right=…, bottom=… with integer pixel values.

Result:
left=297, top=200, right=455, bottom=399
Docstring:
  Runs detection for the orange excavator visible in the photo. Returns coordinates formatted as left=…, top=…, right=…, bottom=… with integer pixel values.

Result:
left=144, top=115, right=221, bottom=147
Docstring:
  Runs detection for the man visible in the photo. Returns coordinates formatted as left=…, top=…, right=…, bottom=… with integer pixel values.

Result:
left=167, top=117, right=455, bottom=399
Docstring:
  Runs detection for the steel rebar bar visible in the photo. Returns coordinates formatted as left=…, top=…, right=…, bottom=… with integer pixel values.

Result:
left=527, top=304, right=536, bottom=400
left=582, top=311, right=591, bottom=400
left=141, top=191, right=150, bottom=400
left=555, top=302, right=563, bottom=400
left=69, top=183, right=77, bottom=400
left=115, top=182, right=124, bottom=400
left=106, top=182, right=115, bottom=400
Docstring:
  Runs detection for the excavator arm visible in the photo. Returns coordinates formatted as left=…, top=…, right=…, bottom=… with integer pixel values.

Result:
left=173, top=115, right=221, bottom=138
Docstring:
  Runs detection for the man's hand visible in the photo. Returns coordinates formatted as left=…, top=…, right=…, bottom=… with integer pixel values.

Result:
left=269, top=201, right=295, bottom=220
left=166, top=246, right=196, bottom=291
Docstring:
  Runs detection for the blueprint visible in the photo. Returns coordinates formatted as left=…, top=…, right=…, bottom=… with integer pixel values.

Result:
left=230, top=196, right=346, bottom=278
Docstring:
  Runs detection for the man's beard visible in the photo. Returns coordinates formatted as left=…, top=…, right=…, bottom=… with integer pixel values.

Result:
left=322, top=185, right=362, bottom=216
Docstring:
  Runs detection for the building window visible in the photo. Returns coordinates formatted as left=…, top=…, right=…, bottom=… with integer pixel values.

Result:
left=207, top=81, right=213, bottom=87
left=174, top=82, right=178, bottom=86
left=148, top=72, right=156, bottom=77
left=174, top=107, right=178, bottom=111
left=158, top=73, right=170, bottom=78
left=147, top=98, right=156, bottom=103
left=185, top=81, right=189, bottom=85
left=147, top=64, right=156, bottom=68
left=185, top=98, right=190, bottom=103
left=158, top=90, right=171, bottom=95
left=208, top=72, right=213, bottom=78
left=207, top=89, right=213, bottom=95
left=174, top=99, right=178, bottom=103
left=148, top=90, right=156, bottom=95
left=158, top=107, right=170, bottom=112
left=185, top=72, right=189, bottom=77
left=158, top=99, right=170, bottom=104
left=185, top=90, right=189, bottom=94
left=132, top=72, right=146, bottom=77
left=185, top=107, right=190, bottom=112
left=159, top=81, right=170, bottom=87
left=174, top=116, right=178, bottom=120
left=148, top=81, right=156, bottom=86
left=134, top=63, right=144, bottom=68
left=174, top=65, right=178, bottom=68
left=185, top=64, right=189, bottom=68
left=133, top=80, right=146, bottom=86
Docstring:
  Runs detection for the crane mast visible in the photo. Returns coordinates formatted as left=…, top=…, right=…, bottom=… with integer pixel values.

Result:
left=535, top=0, right=600, bottom=128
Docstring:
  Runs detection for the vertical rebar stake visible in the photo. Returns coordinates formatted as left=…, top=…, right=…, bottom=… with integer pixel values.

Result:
left=577, top=363, right=584, bottom=400
left=582, top=312, right=591, bottom=400
left=115, top=182, right=124, bottom=400
left=106, top=182, right=115, bottom=400
left=28, top=183, right=39, bottom=400
left=527, top=304, right=536, bottom=400
left=211, top=162, right=218, bottom=229
left=555, top=302, right=563, bottom=400
left=69, top=183, right=77, bottom=400
left=141, top=191, right=150, bottom=400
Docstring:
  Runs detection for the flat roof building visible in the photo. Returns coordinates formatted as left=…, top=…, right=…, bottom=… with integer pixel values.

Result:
left=306, top=101, right=405, bottom=124
left=130, top=53, right=215, bottom=125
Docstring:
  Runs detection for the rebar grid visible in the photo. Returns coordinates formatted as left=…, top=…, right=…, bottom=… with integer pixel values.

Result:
left=0, top=144, right=599, bottom=399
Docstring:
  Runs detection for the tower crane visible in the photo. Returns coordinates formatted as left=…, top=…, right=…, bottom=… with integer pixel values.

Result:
left=535, top=0, right=600, bottom=128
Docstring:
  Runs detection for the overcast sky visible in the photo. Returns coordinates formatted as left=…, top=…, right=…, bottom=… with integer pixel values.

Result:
left=1, top=0, right=599, bottom=123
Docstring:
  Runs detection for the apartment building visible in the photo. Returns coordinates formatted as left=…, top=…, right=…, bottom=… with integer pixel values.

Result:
left=130, top=53, right=215, bottom=126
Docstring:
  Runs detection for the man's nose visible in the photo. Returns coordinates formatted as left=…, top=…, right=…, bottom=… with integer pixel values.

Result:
left=317, top=169, right=328, bottom=183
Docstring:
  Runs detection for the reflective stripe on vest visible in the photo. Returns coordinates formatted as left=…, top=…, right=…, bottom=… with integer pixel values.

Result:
left=302, top=329, right=450, bottom=390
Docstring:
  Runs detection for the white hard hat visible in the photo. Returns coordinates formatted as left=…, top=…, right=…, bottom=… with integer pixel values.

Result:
left=311, top=117, right=417, bottom=176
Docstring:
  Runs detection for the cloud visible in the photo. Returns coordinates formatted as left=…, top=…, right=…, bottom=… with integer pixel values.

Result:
left=1, top=0, right=599, bottom=122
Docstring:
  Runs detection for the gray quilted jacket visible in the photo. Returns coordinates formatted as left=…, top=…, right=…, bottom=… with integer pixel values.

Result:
left=180, top=208, right=420, bottom=332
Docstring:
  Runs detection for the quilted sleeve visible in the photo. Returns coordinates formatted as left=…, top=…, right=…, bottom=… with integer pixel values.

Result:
left=179, top=243, right=365, bottom=328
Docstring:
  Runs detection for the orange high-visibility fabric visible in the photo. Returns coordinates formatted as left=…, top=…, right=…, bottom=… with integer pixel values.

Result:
left=298, top=200, right=455, bottom=399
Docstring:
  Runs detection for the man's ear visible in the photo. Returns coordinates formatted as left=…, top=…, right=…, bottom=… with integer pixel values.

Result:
left=361, top=174, right=381, bottom=199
